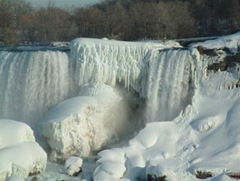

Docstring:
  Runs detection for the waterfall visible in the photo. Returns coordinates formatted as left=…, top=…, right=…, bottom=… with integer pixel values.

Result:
left=0, top=39, right=200, bottom=130
left=145, top=49, right=194, bottom=122
left=0, top=50, right=74, bottom=128
left=70, top=39, right=196, bottom=122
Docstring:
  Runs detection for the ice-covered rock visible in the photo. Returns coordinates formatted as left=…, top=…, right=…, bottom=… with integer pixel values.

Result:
left=192, top=32, right=240, bottom=53
left=0, top=120, right=47, bottom=180
left=65, top=156, right=83, bottom=176
left=0, top=119, right=35, bottom=149
left=40, top=83, right=128, bottom=161
left=0, top=142, right=47, bottom=180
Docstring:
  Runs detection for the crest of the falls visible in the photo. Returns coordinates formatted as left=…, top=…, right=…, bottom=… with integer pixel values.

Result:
left=0, top=51, right=73, bottom=128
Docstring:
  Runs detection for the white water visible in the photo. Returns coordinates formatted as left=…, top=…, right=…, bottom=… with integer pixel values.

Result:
left=0, top=39, right=199, bottom=129
left=71, top=39, right=196, bottom=122
left=146, top=49, right=193, bottom=122
left=0, top=51, right=74, bottom=128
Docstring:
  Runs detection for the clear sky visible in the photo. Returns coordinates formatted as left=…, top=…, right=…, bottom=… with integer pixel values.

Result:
left=26, top=0, right=103, bottom=8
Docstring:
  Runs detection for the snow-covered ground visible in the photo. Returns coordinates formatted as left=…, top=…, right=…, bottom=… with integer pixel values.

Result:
left=0, top=120, right=47, bottom=180
left=0, top=32, right=240, bottom=181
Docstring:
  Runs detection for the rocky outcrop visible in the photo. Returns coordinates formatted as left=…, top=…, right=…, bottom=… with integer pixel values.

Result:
left=195, top=170, right=213, bottom=179
left=197, top=46, right=218, bottom=57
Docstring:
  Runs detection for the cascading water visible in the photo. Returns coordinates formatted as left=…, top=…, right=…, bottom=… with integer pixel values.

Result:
left=0, top=50, right=74, bottom=129
left=145, top=49, right=193, bottom=122
left=70, top=39, right=196, bottom=123
left=0, top=39, right=200, bottom=131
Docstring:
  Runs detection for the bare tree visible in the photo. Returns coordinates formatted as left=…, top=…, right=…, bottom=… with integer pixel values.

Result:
left=74, top=6, right=105, bottom=38
left=105, top=2, right=130, bottom=39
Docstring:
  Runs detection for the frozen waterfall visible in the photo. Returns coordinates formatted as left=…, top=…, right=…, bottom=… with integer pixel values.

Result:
left=71, top=39, right=196, bottom=122
left=145, top=49, right=193, bottom=122
left=0, top=39, right=200, bottom=130
left=0, top=50, right=74, bottom=128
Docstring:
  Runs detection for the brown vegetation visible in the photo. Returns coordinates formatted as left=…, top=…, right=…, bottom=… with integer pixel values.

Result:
left=1, top=0, right=240, bottom=45
left=229, top=172, right=240, bottom=179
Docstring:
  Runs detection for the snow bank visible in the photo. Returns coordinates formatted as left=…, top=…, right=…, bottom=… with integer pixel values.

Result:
left=94, top=87, right=240, bottom=180
left=0, top=142, right=47, bottom=180
left=192, top=32, right=240, bottom=53
left=94, top=122, right=184, bottom=181
left=188, top=91, right=240, bottom=176
left=40, top=83, right=128, bottom=161
left=0, top=120, right=47, bottom=180
left=0, top=119, right=35, bottom=149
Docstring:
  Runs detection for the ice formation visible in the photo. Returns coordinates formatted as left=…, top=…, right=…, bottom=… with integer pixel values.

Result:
left=70, top=38, right=180, bottom=93
left=71, top=38, right=194, bottom=121
left=0, top=38, right=185, bottom=130
left=40, top=83, right=128, bottom=161
left=145, top=49, right=193, bottom=121
left=0, top=51, right=73, bottom=129
left=0, top=120, right=47, bottom=180
left=65, top=156, right=83, bottom=176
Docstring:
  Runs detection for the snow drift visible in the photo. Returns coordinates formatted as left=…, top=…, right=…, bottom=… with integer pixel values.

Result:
left=0, top=120, right=47, bottom=180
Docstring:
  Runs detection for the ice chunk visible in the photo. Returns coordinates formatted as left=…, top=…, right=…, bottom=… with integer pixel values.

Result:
left=65, top=156, right=83, bottom=176
left=0, top=142, right=47, bottom=180
left=0, top=119, right=35, bottom=149
left=40, top=83, right=128, bottom=161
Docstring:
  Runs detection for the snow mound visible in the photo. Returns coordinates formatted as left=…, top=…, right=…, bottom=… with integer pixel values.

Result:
left=0, top=119, right=35, bottom=149
left=79, top=82, right=121, bottom=105
left=94, top=86, right=240, bottom=180
left=94, top=122, right=181, bottom=181
left=65, top=156, right=83, bottom=176
left=0, top=120, right=47, bottom=180
left=188, top=92, right=240, bottom=177
left=40, top=83, right=128, bottom=161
